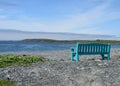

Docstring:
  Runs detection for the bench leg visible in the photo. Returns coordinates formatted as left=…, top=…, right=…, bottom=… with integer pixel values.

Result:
left=71, top=53, right=76, bottom=61
left=76, top=55, right=79, bottom=62
left=101, top=54, right=110, bottom=60
left=101, top=54, right=105, bottom=60
left=107, top=54, right=110, bottom=60
left=71, top=52, right=80, bottom=62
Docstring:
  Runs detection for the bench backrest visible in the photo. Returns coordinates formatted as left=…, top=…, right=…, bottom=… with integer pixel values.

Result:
left=76, top=43, right=110, bottom=54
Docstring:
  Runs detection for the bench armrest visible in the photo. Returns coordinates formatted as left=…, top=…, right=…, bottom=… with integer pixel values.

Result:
left=71, top=47, right=75, bottom=53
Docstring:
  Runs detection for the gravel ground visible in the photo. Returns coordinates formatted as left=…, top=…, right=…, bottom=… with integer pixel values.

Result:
left=0, top=48, right=120, bottom=86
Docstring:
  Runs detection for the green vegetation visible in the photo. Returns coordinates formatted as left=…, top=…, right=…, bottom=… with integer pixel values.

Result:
left=22, top=39, right=120, bottom=44
left=0, top=54, right=48, bottom=68
left=117, top=56, right=120, bottom=59
left=0, top=79, right=15, bottom=86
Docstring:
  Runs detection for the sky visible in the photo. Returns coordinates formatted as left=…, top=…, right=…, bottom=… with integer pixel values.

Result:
left=0, top=0, right=120, bottom=36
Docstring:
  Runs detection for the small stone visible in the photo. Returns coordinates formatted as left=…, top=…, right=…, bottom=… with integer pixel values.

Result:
left=6, top=74, right=10, bottom=80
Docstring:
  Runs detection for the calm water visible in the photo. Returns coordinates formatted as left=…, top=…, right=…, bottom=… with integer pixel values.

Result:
left=0, top=41, right=120, bottom=52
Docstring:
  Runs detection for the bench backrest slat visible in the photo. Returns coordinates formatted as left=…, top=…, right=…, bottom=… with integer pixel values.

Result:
left=77, top=43, right=110, bottom=54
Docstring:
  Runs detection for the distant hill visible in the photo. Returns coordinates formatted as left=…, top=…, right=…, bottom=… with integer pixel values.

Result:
left=0, top=29, right=120, bottom=41
left=21, top=39, right=120, bottom=44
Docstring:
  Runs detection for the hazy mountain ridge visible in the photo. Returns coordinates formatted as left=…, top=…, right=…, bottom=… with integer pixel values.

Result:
left=0, top=29, right=119, bottom=40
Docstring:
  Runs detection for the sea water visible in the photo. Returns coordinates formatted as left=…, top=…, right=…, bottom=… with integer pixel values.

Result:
left=0, top=41, right=120, bottom=52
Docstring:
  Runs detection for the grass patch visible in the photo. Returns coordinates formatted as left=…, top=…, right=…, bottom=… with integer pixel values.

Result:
left=0, top=54, right=48, bottom=68
left=117, top=56, right=120, bottom=59
left=0, top=79, right=16, bottom=86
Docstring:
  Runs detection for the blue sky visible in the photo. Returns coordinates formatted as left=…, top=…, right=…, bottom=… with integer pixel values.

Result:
left=0, top=0, right=120, bottom=36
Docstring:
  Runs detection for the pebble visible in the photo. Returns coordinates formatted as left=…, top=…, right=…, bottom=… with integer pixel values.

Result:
left=0, top=48, right=120, bottom=86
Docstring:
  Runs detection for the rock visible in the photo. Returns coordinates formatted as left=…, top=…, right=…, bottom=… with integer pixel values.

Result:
left=0, top=48, right=120, bottom=86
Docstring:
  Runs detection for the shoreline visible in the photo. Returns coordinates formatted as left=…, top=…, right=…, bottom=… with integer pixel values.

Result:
left=0, top=48, right=120, bottom=61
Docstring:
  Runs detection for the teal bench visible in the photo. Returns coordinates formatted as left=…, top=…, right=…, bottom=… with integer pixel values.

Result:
left=71, top=43, right=111, bottom=62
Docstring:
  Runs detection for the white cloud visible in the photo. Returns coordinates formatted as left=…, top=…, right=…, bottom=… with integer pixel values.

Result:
left=0, top=15, right=7, bottom=19
left=0, top=0, right=120, bottom=35
left=47, top=0, right=120, bottom=34
left=0, top=20, right=47, bottom=31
